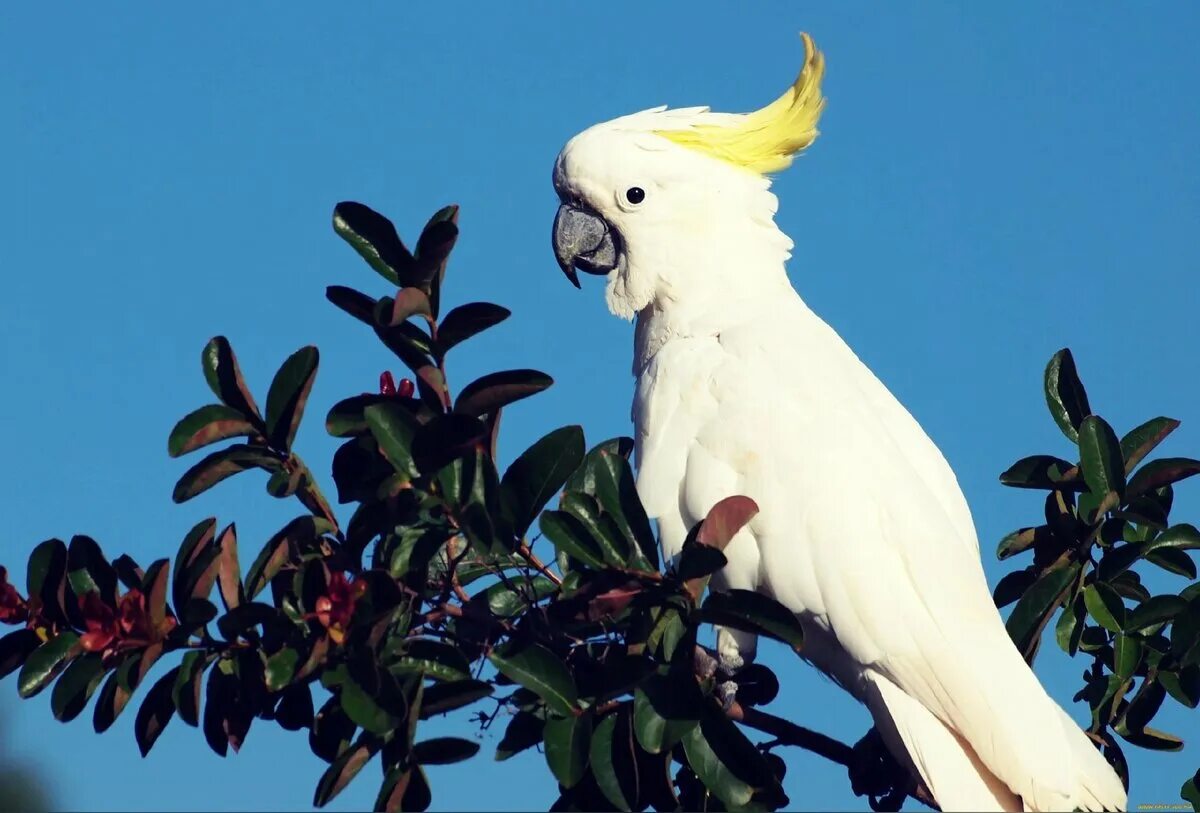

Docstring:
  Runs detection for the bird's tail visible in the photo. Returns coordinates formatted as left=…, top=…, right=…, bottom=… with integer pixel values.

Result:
left=863, top=670, right=1127, bottom=812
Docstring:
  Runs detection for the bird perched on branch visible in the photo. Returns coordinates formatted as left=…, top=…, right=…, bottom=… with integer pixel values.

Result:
left=550, top=32, right=1126, bottom=812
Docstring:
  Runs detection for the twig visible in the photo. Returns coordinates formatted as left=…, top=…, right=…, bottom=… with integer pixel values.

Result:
left=517, top=543, right=562, bottom=586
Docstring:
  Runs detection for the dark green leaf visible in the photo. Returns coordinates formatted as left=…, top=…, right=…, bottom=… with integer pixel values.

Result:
left=540, top=510, right=606, bottom=570
left=67, top=534, right=118, bottom=607
left=1146, top=548, right=1197, bottom=579
left=1117, top=725, right=1183, bottom=751
left=18, top=631, right=80, bottom=698
left=1182, top=769, right=1200, bottom=811
left=500, top=425, right=585, bottom=540
left=453, top=369, right=553, bottom=418
left=496, top=710, right=544, bottom=761
left=310, top=696, right=356, bottom=762
left=168, top=404, right=257, bottom=458
left=1120, top=417, right=1180, bottom=475
left=1160, top=665, right=1200, bottom=709
left=1128, top=458, right=1200, bottom=497
left=245, top=516, right=333, bottom=599
left=276, top=683, right=315, bottom=731
left=1056, top=594, right=1086, bottom=655
left=0, top=629, right=40, bottom=681
left=1145, top=524, right=1200, bottom=555
left=999, top=456, right=1081, bottom=490
left=1084, top=582, right=1126, bottom=632
left=325, top=394, right=390, bottom=438
left=563, top=491, right=631, bottom=567
left=1172, top=599, right=1200, bottom=667
left=172, top=443, right=283, bottom=503
left=418, top=679, right=493, bottom=719
left=1098, top=543, right=1145, bottom=581
left=590, top=709, right=638, bottom=812
left=1122, top=679, right=1165, bottom=734
left=265, top=648, right=299, bottom=692
left=27, top=538, right=69, bottom=628
left=1079, top=415, right=1126, bottom=503
left=994, top=566, right=1037, bottom=609
left=1112, top=634, right=1142, bottom=680
left=50, top=652, right=105, bottom=722
left=134, top=665, right=180, bottom=757
left=332, top=201, right=412, bottom=286
left=387, top=639, right=471, bottom=682
left=339, top=676, right=399, bottom=735
left=1005, top=564, right=1079, bottom=655
left=216, top=602, right=279, bottom=641
left=544, top=712, right=592, bottom=789
left=325, top=285, right=376, bottom=326
left=437, top=302, right=511, bottom=353
left=488, top=640, right=577, bottom=716
left=681, top=710, right=753, bottom=811
left=412, top=737, right=480, bottom=765
left=201, top=336, right=263, bottom=424
left=265, top=346, right=319, bottom=450
left=676, top=544, right=727, bottom=582
left=632, top=670, right=702, bottom=755
left=997, top=526, right=1045, bottom=560
left=363, top=402, right=420, bottom=479
left=313, top=735, right=379, bottom=807
left=701, top=589, right=805, bottom=651
left=172, top=518, right=217, bottom=617
left=1044, top=348, right=1091, bottom=443
left=172, top=651, right=210, bottom=727
left=1126, top=595, right=1188, bottom=633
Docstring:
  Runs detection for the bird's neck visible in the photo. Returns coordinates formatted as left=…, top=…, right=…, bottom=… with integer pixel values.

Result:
left=631, top=226, right=800, bottom=375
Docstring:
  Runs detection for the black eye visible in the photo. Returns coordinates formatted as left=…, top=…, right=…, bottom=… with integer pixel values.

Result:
left=625, top=187, right=645, bottom=205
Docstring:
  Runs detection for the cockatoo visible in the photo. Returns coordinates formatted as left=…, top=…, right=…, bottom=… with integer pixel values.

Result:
left=550, top=33, right=1126, bottom=813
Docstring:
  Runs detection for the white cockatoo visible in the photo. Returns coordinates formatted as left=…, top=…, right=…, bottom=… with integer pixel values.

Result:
left=550, top=33, right=1126, bottom=813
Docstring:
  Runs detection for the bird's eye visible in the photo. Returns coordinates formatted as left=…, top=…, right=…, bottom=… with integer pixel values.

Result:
left=625, top=187, right=646, bottom=205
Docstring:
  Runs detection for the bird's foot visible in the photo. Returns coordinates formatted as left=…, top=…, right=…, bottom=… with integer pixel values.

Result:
left=716, top=679, right=739, bottom=712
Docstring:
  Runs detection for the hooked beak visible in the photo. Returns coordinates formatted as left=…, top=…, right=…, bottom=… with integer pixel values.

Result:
left=552, top=203, right=619, bottom=288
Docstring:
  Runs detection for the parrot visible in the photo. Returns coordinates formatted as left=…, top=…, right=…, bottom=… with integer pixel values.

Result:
left=549, top=32, right=1127, bottom=813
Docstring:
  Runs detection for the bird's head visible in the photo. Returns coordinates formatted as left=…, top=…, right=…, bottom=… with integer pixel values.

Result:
left=551, top=33, right=826, bottom=320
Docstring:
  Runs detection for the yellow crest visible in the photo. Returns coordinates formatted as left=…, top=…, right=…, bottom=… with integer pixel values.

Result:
left=655, top=33, right=826, bottom=175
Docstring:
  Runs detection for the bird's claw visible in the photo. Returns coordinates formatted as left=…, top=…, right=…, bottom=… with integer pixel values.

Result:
left=717, top=679, right=739, bottom=712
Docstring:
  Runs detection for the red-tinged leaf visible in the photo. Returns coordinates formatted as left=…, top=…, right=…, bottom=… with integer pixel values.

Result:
left=135, top=665, right=180, bottom=757
left=216, top=523, right=243, bottom=611
left=1120, top=417, right=1180, bottom=475
left=698, top=497, right=760, bottom=551
left=325, top=285, right=377, bottom=326
left=245, top=516, right=333, bottom=599
left=1128, top=458, right=1200, bottom=497
left=390, top=287, right=432, bottom=325
left=172, top=518, right=216, bottom=615
left=172, top=651, right=211, bottom=727
left=415, top=365, right=448, bottom=411
left=172, top=443, right=284, bottom=503
left=168, top=404, right=257, bottom=458
left=453, top=369, right=553, bottom=418
left=50, top=652, right=106, bottom=722
left=201, top=336, right=263, bottom=424
left=313, top=736, right=379, bottom=807
left=265, top=346, right=319, bottom=451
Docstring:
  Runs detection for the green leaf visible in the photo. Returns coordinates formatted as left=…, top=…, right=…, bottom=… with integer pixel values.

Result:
left=0, top=629, right=40, bottom=681
left=172, top=651, right=210, bottom=727
left=363, top=402, right=420, bottom=480
left=325, top=285, right=376, bottom=326
left=999, top=456, right=1081, bottom=490
left=500, top=425, right=585, bottom=540
left=309, top=695, right=355, bottom=763
left=27, top=537, right=69, bottom=628
left=681, top=711, right=752, bottom=810
left=540, top=510, right=606, bottom=570
left=387, top=639, right=471, bottom=682
left=676, top=544, right=727, bottom=582
left=563, top=491, right=631, bottom=567
left=475, top=576, right=558, bottom=620
left=1146, top=548, right=1197, bottom=580
left=1005, top=564, right=1079, bottom=655
left=67, top=534, right=118, bottom=607
left=1055, top=594, right=1086, bottom=655
left=701, top=589, right=804, bottom=651
left=1084, top=582, right=1127, bottom=632
left=18, top=631, right=81, bottom=698
left=1145, top=524, right=1200, bottom=555
left=993, top=566, right=1038, bottom=608
left=544, top=712, right=592, bottom=789
left=496, top=710, right=544, bottom=761
left=1172, top=599, right=1200, bottom=667
left=325, top=394, right=390, bottom=438
left=313, top=735, right=379, bottom=808
left=265, top=648, right=299, bottom=692
left=589, top=446, right=659, bottom=570
left=632, top=670, right=703, bottom=755
left=590, top=709, right=637, bottom=812
left=1043, top=349, right=1092, bottom=443
left=50, top=652, right=106, bottom=722
left=453, top=369, right=553, bottom=418
left=1160, top=665, right=1200, bottom=709
left=412, top=737, right=480, bottom=765
left=168, top=404, right=257, bottom=458
left=1126, top=595, right=1188, bottom=633
left=1119, top=417, right=1180, bottom=475
left=216, top=602, right=279, bottom=641
left=1128, top=458, right=1200, bottom=497
left=488, top=641, right=578, bottom=716
left=1122, top=679, right=1165, bottom=734
left=172, top=518, right=217, bottom=618
left=996, top=526, right=1044, bottom=560
left=1182, top=769, right=1200, bottom=811
left=1117, top=725, right=1184, bottom=751
left=332, top=201, right=412, bottom=286
left=245, top=516, right=333, bottom=599
left=437, top=302, right=510, bottom=353
left=1079, top=415, right=1126, bottom=503
left=339, top=676, right=398, bottom=735
left=172, top=443, right=284, bottom=503
left=135, top=665, right=180, bottom=757
left=265, top=346, right=319, bottom=451
left=1112, top=634, right=1142, bottom=680
left=201, top=336, right=263, bottom=424
left=418, top=679, right=493, bottom=719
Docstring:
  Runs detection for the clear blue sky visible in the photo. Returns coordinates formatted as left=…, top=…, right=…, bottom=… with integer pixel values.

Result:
left=2, top=4, right=1198, bottom=811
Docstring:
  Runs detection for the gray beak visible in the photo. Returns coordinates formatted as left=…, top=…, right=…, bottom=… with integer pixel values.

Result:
left=552, top=203, right=619, bottom=288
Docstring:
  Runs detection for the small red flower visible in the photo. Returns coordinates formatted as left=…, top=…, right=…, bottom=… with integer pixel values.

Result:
left=0, top=566, right=29, bottom=625
left=397, top=378, right=415, bottom=398
left=117, top=589, right=152, bottom=642
left=78, top=592, right=119, bottom=652
left=379, top=371, right=397, bottom=395
left=313, top=572, right=367, bottom=644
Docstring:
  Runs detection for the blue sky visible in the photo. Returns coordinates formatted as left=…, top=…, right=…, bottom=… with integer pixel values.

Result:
left=2, top=3, right=1198, bottom=811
